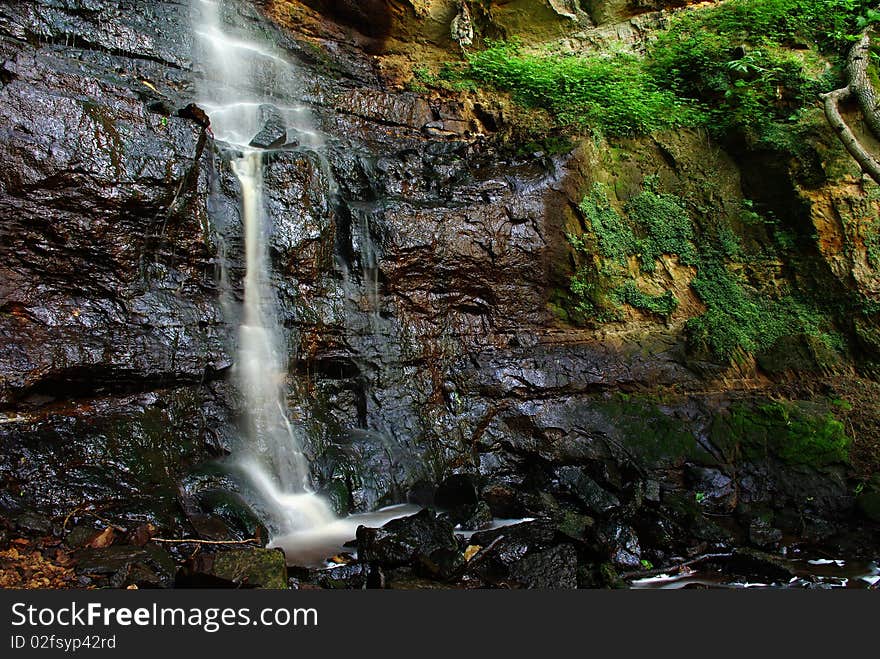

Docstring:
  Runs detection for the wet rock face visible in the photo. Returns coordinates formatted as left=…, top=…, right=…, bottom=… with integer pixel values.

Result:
left=0, top=0, right=877, bottom=589
left=299, top=0, right=393, bottom=38
left=0, top=0, right=226, bottom=407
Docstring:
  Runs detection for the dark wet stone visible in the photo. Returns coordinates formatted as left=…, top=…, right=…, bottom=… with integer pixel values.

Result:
left=748, top=518, right=783, bottom=548
left=74, top=545, right=176, bottom=589
left=435, top=474, right=479, bottom=509
left=179, top=548, right=288, bottom=589
left=600, top=522, right=642, bottom=569
left=465, top=520, right=578, bottom=588
left=508, top=544, right=578, bottom=589
left=556, top=466, right=619, bottom=515
left=356, top=508, right=463, bottom=579
left=315, top=563, right=369, bottom=589
left=249, top=104, right=287, bottom=149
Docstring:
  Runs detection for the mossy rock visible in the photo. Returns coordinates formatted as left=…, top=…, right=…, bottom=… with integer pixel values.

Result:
left=595, top=394, right=711, bottom=469
left=856, top=491, right=880, bottom=523
left=196, top=489, right=268, bottom=542
left=212, top=548, right=288, bottom=589
left=711, top=400, right=851, bottom=469
left=755, top=334, right=822, bottom=374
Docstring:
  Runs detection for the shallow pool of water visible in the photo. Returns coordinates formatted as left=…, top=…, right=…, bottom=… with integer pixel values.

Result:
left=630, top=554, right=879, bottom=589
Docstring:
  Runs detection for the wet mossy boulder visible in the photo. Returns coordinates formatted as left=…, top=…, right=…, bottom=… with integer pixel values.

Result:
left=857, top=485, right=880, bottom=523
left=182, top=548, right=289, bottom=589
left=213, top=548, right=288, bottom=589
left=716, top=401, right=851, bottom=470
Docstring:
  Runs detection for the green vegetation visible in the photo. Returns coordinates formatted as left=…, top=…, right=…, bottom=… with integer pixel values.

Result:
left=647, top=0, right=871, bottom=147
left=567, top=181, right=839, bottom=361
left=463, top=43, right=700, bottom=136
left=685, top=264, right=833, bottom=360
left=614, top=282, right=679, bottom=318
left=725, top=401, right=851, bottom=468
left=431, top=0, right=873, bottom=141
left=571, top=182, right=696, bottom=273
left=624, top=186, right=698, bottom=271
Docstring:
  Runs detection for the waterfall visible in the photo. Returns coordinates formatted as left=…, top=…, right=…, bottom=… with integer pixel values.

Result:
left=192, top=0, right=421, bottom=564
left=192, top=0, right=333, bottom=535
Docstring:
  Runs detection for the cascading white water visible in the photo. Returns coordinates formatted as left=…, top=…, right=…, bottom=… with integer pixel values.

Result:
left=193, top=0, right=423, bottom=564
left=193, top=0, right=333, bottom=535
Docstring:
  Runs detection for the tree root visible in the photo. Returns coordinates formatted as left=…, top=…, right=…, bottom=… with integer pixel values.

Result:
left=823, top=14, right=880, bottom=184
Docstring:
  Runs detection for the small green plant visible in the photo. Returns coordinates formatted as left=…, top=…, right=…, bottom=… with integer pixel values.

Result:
left=640, top=559, right=654, bottom=570
left=695, top=492, right=707, bottom=504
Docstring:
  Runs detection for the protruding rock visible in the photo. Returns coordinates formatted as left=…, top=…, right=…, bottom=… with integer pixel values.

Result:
left=250, top=104, right=287, bottom=149
left=356, top=509, right=463, bottom=579
left=465, top=520, right=578, bottom=588
left=556, top=467, right=620, bottom=515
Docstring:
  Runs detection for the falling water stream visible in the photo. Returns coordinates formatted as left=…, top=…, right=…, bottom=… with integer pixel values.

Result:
left=192, top=0, right=422, bottom=565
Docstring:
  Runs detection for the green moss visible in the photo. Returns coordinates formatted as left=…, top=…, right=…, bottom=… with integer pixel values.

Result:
left=211, top=548, right=288, bottom=589
left=624, top=187, right=698, bottom=271
left=567, top=181, right=837, bottom=360
left=459, top=42, right=702, bottom=137
left=596, top=394, right=704, bottom=468
left=721, top=401, right=851, bottom=468
left=686, top=261, right=839, bottom=362
left=574, top=184, right=637, bottom=266
left=613, top=282, right=678, bottom=318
